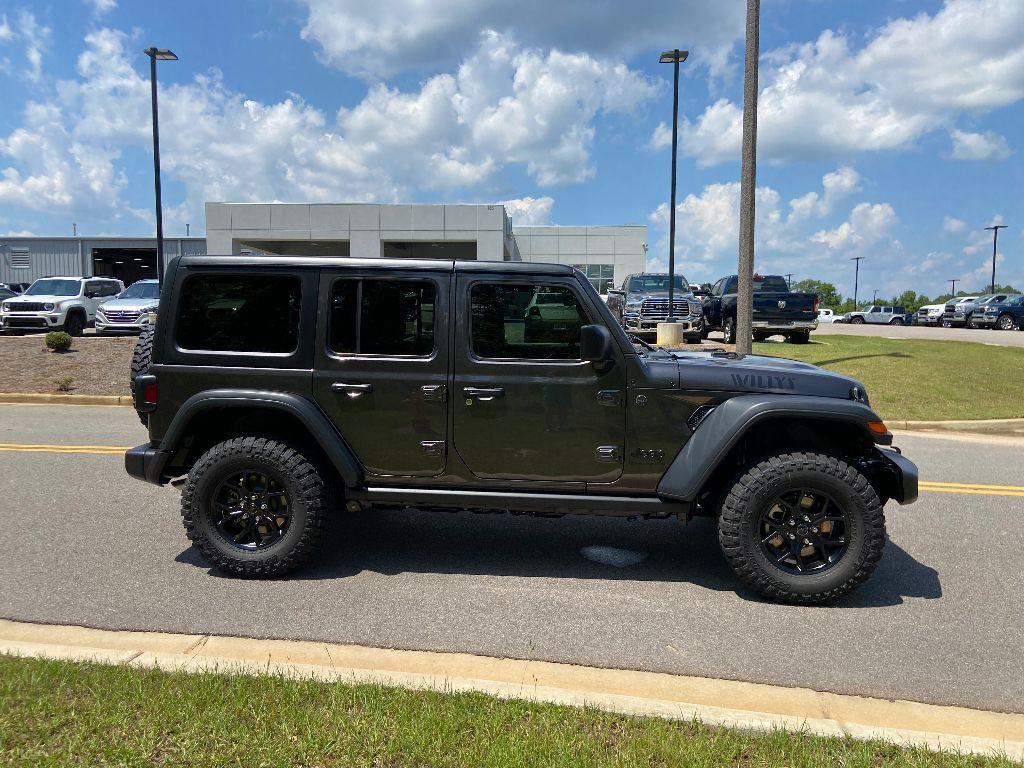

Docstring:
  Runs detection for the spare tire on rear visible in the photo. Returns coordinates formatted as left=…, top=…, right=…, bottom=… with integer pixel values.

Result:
left=130, top=326, right=154, bottom=426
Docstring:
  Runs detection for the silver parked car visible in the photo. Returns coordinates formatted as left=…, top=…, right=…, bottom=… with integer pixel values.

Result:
left=95, top=279, right=160, bottom=335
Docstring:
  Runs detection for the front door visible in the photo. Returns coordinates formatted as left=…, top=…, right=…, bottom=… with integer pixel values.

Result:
left=312, top=269, right=450, bottom=477
left=452, top=273, right=626, bottom=483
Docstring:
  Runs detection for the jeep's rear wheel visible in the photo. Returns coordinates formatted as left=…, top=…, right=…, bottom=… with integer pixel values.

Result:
left=129, top=326, right=154, bottom=426
left=718, top=452, right=885, bottom=604
left=181, top=437, right=327, bottom=577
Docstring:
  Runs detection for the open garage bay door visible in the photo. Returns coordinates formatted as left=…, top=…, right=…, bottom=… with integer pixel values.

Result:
left=91, top=248, right=157, bottom=286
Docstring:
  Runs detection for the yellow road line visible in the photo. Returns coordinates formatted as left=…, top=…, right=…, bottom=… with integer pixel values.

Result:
left=920, top=480, right=1024, bottom=491
left=0, top=443, right=130, bottom=455
left=920, top=485, right=1024, bottom=498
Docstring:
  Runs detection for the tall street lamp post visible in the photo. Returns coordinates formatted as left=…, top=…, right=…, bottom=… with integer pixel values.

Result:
left=850, top=256, right=864, bottom=309
left=948, top=278, right=958, bottom=297
left=145, top=47, right=178, bottom=286
left=659, top=49, right=688, bottom=323
left=984, top=224, right=1007, bottom=294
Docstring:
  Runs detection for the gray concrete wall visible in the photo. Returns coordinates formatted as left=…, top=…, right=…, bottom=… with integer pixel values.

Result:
left=513, top=225, right=646, bottom=293
left=205, top=203, right=518, bottom=261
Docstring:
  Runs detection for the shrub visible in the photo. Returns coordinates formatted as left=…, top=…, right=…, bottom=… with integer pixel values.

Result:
left=45, top=331, right=73, bottom=353
left=54, top=377, right=74, bottom=392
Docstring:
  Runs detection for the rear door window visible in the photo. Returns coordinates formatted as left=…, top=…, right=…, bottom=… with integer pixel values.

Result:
left=176, top=274, right=302, bottom=353
left=328, top=279, right=436, bottom=356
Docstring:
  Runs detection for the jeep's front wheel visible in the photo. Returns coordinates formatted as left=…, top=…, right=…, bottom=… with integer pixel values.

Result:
left=718, top=452, right=885, bottom=604
left=181, top=437, right=327, bottom=577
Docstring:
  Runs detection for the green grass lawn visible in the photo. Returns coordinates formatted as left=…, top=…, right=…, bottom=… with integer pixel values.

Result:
left=753, top=335, right=1024, bottom=421
left=0, top=655, right=1017, bottom=768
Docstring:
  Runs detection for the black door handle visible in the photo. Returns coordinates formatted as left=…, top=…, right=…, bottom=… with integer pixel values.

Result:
left=463, top=386, right=505, bottom=402
left=331, top=382, right=373, bottom=399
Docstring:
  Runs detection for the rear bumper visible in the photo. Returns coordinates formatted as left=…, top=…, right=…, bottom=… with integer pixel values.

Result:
left=751, top=320, right=818, bottom=332
left=877, top=447, right=918, bottom=505
left=125, top=442, right=171, bottom=485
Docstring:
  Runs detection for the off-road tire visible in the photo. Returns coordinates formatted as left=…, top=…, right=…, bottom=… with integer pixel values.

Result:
left=63, top=311, right=85, bottom=337
left=723, top=317, right=737, bottom=344
left=788, top=331, right=810, bottom=344
left=129, top=326, right=154, bottom=426
left=718, top=451, right=886, bottom=605
left=181, top=437, right=327, bottom=578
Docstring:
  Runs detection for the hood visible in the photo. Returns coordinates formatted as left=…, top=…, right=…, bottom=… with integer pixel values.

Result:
left=3, top=294, right=74, bottom=304
left=668, top=350, right=864, bottom=400
left=98, top=298, right=159, bottom=311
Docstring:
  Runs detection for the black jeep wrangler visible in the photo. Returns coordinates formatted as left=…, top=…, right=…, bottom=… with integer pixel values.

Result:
left=126, top=256, right=917, bottom=604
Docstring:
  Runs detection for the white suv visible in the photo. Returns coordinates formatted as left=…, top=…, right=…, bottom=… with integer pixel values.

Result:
left=0, top=276, right=124, bottom=335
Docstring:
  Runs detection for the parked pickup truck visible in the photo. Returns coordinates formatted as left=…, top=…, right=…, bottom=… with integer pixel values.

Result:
left=701, top=274, right=819, bottom=344
left=605, top=273, right=703, bottom=343
left=844, top=306, right=909, bottom=326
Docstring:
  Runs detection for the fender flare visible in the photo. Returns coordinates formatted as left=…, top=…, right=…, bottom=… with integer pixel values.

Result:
left=657, top=394, right=887, bottom=502
left=153, top=389, right=363, bottom=487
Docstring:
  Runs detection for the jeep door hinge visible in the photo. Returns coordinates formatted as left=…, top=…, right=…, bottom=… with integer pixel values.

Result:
left=421, top=440, right=446, bottom=456
left=421, top=384, right=447, bottom=402
left=595, top=445, right=623, bottom=463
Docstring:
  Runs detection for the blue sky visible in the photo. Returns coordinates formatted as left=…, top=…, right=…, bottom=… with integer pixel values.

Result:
left=0, top=0, right=1021, bottom=299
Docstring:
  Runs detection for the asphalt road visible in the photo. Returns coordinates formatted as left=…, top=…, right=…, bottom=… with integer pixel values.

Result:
left=814, top=321, right=1024, bottom=346
left=1, top=404, right=1021, bottom=712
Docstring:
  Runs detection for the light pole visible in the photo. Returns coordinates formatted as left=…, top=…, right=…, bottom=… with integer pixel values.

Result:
left=659, top=49, right=688, bottom=322
left=785, top=273, right=793, bottom=288
left=736, top=0, right=760, bottom=355
left=984, top=224, right=1007, bottom=294
left=145, top=47, right=178, bottom=286
left=872, top=289, right=879, bottom=304
left=948, top=278, right=958, bottom=297
left=850, top=256, right=864, bottom=309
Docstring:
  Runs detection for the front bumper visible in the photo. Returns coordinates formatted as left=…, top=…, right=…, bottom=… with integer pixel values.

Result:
left=0, top=313, right=63, bottom=330
left=876, top=447, right=919, bottom=505
left=96, top=320, right=148, bottom=333
left=625, top=313, right=703, bottom=333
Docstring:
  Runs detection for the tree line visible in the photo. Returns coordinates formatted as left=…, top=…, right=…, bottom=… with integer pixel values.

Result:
left=787, top=279, right=1021, bottom=314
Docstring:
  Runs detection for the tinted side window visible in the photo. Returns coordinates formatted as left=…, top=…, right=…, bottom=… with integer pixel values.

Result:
left=329, top=279, right=435, bottom=356
left=177, top=274, right=301, bottom=353
left=471, top=283, right=587, bottom=360
left=724, top=277, right=738, bottom=294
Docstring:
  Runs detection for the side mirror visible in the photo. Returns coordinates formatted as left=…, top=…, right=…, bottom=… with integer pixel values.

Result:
left=579, top=324, right=613, bottom=364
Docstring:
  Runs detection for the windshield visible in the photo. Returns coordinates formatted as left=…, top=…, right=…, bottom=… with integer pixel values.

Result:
left=25, top=279, right=80, bottom=297
left=628, top=275, right=689, bottom=293
left=117, top=281, right=160, bottom=300
left=752, top=276, right=790, bottom=291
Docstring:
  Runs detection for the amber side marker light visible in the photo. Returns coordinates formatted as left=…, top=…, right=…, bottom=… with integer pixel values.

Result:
left=867, top=420, right=889, bottom=436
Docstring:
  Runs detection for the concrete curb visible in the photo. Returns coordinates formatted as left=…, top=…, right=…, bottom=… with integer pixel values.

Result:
left=893, top=418, right=1024, bottom=436
left=0, top=392, right=130, bottom=406
left=0, top=619, right=1021, bottom=760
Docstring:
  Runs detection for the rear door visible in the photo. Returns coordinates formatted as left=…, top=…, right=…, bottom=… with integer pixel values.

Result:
left=451, top=272, right=626, bottom=483
left=312, top=268, right=450, bottom=477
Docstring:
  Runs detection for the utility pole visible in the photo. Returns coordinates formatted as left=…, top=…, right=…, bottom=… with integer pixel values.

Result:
left=872, top=289, right=879, bottom=304
left=186, top=223, right=190, bottom=237
left=948, top=278, right=958, bottom=297
left=785, top=273, right=793, bottom=288
left=984, top=224, right=1007, bottom=294
left=72, top=222, right=77, bottom=237
left=145, top=47, right=178, bottom=286
left=850, top=256, right=864, bottom=309
left=735, top=0, right=760, bottom=355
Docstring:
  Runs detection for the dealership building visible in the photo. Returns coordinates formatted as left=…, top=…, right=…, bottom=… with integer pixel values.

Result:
left=1, top=203, right=646, bottom=295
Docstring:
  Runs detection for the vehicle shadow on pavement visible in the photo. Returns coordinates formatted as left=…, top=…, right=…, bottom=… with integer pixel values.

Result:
left=176, top=509, right=941, bottom=607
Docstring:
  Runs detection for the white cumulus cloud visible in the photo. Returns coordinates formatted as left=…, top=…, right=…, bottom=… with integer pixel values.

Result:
left=502, top=196, right=554, bottom=226
left=949, top=129, right=1012, bottom=161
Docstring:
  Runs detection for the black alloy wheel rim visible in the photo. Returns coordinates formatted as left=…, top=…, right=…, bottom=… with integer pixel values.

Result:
left=211, top=471, right=292, bottom=551
left=758, top=488, right=849, bottom=575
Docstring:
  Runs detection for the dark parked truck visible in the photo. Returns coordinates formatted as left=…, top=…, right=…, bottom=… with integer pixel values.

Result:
left=125, top=256, right=916, bottom=604
left=701, top=274, right=819, bottom=344
left=605, top=273, right=703, bottom=343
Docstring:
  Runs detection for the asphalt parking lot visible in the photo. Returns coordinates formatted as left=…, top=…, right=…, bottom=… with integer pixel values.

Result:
left=814, top=321, right=1024, bottom=346
left=0, top=404, right=1021, bottom=713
